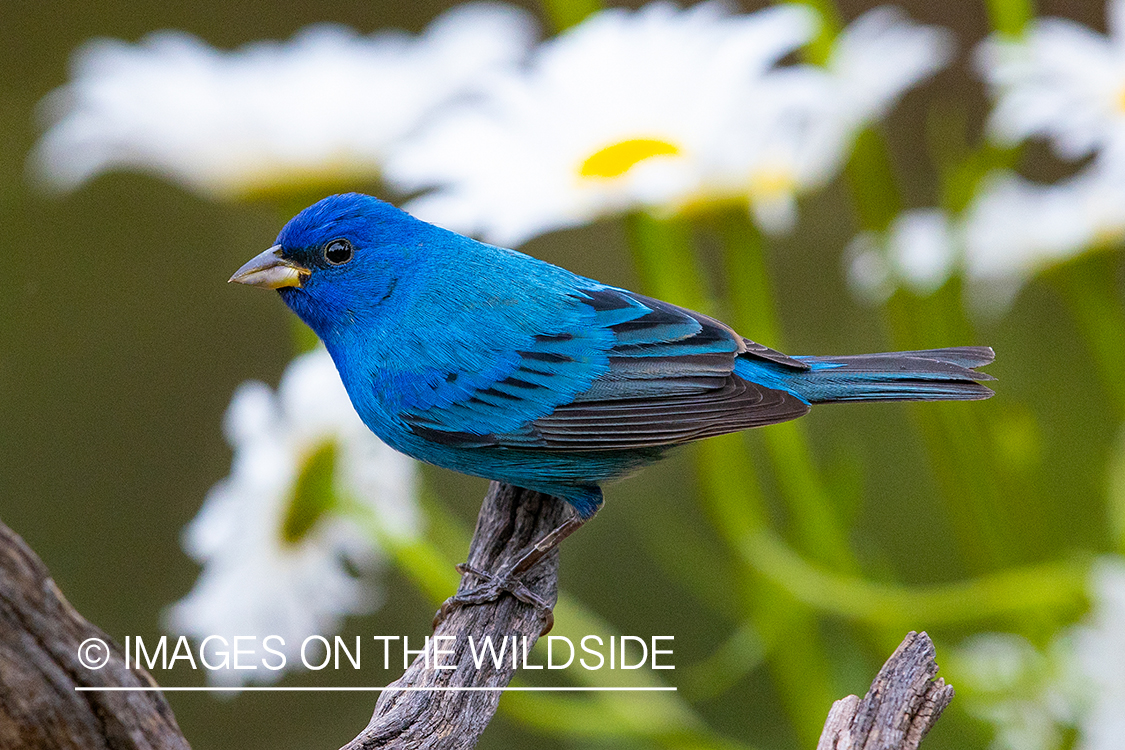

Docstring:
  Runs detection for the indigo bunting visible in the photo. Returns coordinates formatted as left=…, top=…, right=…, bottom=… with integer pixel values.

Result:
left=231, top=193, right=993, bottom=618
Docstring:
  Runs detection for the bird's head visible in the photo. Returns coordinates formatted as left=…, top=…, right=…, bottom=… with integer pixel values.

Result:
left=230, top=193, right=424, bottom=343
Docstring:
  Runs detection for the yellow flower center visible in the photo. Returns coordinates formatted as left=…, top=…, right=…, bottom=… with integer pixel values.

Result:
left=579, top=138, right=681, bottom=179
left=747, top=168, right=797, bottom=200
left=1093, top=221, right=1125, bottom=248
left=281, top=440, right=339, bottom=545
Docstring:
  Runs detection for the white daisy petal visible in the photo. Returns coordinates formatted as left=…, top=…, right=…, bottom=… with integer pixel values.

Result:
left=828, top=5, right=954, bottom=125
left=166, top=348, right=419, bottom=685
left=951, top=556, right=1125, bottom=750
left=888, top=208, right=956, bottom=295
left=841, top=208, right=955, bottom=304
left=844, top=231, right=894, bottom=304
left=386, top=1, right=819, bottom=245
left=31, top=3, right=537, bottom=198
left=1071, top=558, right=1125, bottom=750
left=962, top=161, right=1125, bottom=313
left=977, top=2, right=1125, bottom=160
left=389, top=2, right=949, bottom=243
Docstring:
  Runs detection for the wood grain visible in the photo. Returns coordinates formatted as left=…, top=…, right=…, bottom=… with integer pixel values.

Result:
left=341, top=482, right=569, bottom=750
left=0, top=519, right=189, bottom=749
left=816, top=631, right=954, bottom=750
left=0, top=498, right=955, bottom=750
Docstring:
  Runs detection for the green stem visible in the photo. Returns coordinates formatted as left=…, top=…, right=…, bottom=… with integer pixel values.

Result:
left=695, top=436, right=837, bottom=748
left=695, top=434, right=768, bottom=538
left=1108, top=427, right=1125, bottom=555
left=985, top=0, right=1036, bottom=36
left=885, top=290, right=1025, bottom=571
left=679, top=621, right=765, bottom=702
left=761, top=422, right=856, bottom=571
left=539, top=0, right=601, bottom=33
left=740, top=529, right=1090, bottom=627
left=501, top=692, right=753, bottom=749
left=1052, top=253, right=1125, bottom=420
left=937, top=141, right=1020, bottom=216
left=625, top=211, right=837, bottom=746
left=512, top=596, right=757, bottom=750
left=845, top=129, right=903, bottom=233
left=784, top=1, right=843, bottom=66
left=716, top=210, right=856, bottom=572
left=1054, top=252, right=1125, bottom=560
left=717, top=212, right=780, bottom=345
left=805, top=0, right=1029, bottom=572
left=625, top=212, right=710, bottom=309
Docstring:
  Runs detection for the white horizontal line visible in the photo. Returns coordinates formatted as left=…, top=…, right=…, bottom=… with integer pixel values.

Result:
left=76, top=686, right=676, bottom=692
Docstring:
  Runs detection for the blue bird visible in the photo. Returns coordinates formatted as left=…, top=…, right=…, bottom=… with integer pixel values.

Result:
left=231, top=193, right=993, bottom=621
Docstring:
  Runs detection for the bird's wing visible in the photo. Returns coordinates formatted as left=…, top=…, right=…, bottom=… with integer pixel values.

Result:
left=399, top=287, right=810, bottom=451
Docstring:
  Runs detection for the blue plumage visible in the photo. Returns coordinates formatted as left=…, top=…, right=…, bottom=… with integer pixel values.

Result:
left=232, top=193, right=994, bottom=520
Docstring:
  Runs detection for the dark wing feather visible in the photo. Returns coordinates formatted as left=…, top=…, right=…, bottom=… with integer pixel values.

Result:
left=399, top=285, right=808, bottom=450
left=522, top=376, right=809, bottom=449
left=495, top=289, right=809, bottom=450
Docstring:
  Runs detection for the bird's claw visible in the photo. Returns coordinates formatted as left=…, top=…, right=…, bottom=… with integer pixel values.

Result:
left=432, top=561, right=555, bottom=636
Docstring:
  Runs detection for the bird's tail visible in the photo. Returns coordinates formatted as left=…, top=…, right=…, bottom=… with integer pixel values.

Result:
left=784, top=346, right=996, bottom=403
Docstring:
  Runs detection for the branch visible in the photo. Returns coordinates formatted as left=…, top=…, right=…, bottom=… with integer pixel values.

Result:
left=0, top=518, right=190, bottom=749
left=343, top=482, right=570, bottom=750
left=0, top=501, right=954, bottom=750
left=817, top=631, right=954, bottom=750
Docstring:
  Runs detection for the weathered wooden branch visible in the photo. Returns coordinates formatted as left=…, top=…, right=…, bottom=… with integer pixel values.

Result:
left=0, top=518, right=189, bottom=749
left=342, top=481, right=569, bottom=750
left=817, top=631, right=954, bottom=750
left=0, top=498, right=954, bottom=750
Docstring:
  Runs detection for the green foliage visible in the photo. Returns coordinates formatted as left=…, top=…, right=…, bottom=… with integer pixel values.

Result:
left=541, top=0, right=602, bottom=33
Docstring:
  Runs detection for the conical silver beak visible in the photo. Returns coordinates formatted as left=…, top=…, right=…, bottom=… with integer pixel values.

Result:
left=229, top=245, right=309, bottom=289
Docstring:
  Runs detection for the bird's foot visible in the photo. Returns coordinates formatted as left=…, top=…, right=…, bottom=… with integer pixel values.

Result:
left=431, top=511, right=593, bottom=636
left=433, top=562, right=555, bottom=636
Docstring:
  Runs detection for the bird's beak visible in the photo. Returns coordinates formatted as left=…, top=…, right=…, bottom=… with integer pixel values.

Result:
left=229, top=245, right=309, bottom=289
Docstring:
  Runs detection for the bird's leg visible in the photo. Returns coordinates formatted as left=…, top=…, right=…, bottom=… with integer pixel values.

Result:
left=506, top=514, right=587, bottom=577
left=434, top=514, right=589, bottom=636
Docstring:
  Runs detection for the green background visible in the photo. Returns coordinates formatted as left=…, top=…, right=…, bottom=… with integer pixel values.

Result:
left=0, top=1, right=1113, bottom=748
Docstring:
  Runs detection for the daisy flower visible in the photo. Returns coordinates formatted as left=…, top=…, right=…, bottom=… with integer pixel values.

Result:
left=708, top=66, right=845, bottom=232
left=967, top=0, right=1125, bottom=313
left=951, top=557, right=1125, bottom=750
left=951, top=632, right=1076, bottom=750
left=719, top=6, right=952, bottom=233
left=165, top=347, right=419, bottom=685
left=827, top=6, right=954, bottom=128
left=389, top=3, right=951, bottom=244
left=845, top=207, right=957, bottom=303
left=848, top=158, right=1125, bottom=314
left=31, top=3, right=536, bottom=199
left=386, top=1, right=820, bottom=246
left=977, top=0, right=1125, bottom=161
left=1069, top=557, right=1125, bottom=750
left=961, top=162, right=1125, bottom=312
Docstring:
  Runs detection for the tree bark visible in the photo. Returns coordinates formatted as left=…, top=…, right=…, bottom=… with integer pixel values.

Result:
left=0, top=519, right=189, bottom=749
left=816, top=631, right=954, bottom=750
left=0, top=498, right=955, bottom=750
left=342, top=482, right=569, bottom=750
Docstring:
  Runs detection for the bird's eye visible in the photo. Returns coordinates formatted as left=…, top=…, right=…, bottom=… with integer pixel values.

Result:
left=324, top=239, right=354, bottom=266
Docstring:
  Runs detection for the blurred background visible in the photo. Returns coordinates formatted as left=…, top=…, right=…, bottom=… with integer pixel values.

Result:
left=1, top=1, right=1119, bottom=749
